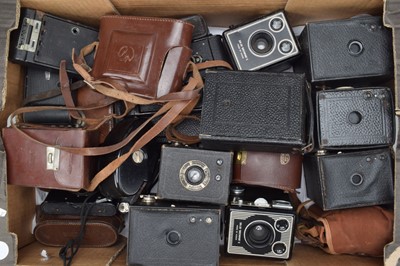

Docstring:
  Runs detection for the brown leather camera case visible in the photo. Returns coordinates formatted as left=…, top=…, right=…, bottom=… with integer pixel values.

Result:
left=34, top=212, right=123, bottom=247
left=233, top=150, right=303, bottom=192
left=92, top=15, right=194, bottom=99
left=3, top=127, right=98, bottom=191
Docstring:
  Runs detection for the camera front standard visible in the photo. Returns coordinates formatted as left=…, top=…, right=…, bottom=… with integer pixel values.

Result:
left=157, top=145, right=233, bottom=205
left=226, top=207, right=296, bottom=259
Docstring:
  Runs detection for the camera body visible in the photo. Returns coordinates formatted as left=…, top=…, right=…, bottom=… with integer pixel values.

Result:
left=9, top=8, right=98, bottom=74
left=157, top=145, right=233, bottom=205
left=317, top=87, right=394, bottom=150
left=226, top=186, right=296, bottom=259
left=191, top=35, right=231, bottom=64
left=128, top=199, right=221, bottom=266
left=223, top=11, right=299, bottom=71
left=23, top=67, right=76, bottom=125
left=297, top=15, right=393, bottom=86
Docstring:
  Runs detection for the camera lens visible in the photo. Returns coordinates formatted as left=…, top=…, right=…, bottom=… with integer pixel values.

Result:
left=166, top=230, right=181, bottom=245
left=186, top=166, right=205, bottom=185
left=245, top=221, right=275, bottom=249
left=250, top=31, right=274, bottom=55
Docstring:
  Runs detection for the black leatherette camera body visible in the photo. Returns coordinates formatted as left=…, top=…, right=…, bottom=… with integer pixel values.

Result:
left=297, top=15, right=393, bottom=86
left=128, top=200, right=221, bottom=266
left=40, top=190, right=117, bottom=217
left=317, top=87, right=394, bottom=150
left=200, top=70, right=307, bottom=152
left=157, top=145, right=233, bottom=205
left=23, top=67, right=75, bottom=124
left=9, top=8, right=98, bottom=74
left=303, top=148, right=394, bottom=211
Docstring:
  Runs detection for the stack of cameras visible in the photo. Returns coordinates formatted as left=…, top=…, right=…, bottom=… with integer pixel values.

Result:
left=9, top=8, right=99, bottom=126
left=7, top=6, right=395, bottom=265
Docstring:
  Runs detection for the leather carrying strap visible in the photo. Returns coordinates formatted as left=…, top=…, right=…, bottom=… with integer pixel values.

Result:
left=10, top=61, right=203, bottom=191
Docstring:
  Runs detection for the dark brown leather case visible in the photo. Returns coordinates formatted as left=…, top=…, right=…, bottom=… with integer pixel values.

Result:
left=92, top=15, right=194, bottom=99
left=233, top=150, right=303, bottom=192
left=3, top=127, right=98, bottom=191
left=34, top=211, right=124, bottom=247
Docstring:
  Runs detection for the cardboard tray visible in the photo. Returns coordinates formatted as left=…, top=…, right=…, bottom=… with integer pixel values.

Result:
left=0, top=0, right=398, bottom=265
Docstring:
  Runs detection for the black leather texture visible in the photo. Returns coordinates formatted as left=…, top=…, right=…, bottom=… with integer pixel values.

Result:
left=128, top=203, right=220, bottom=266
left=23, top=67, right=74, bottom=124
left=200, top=70, right=306, bottom=152
left=303, top=148, right=394, bottom=210
left=181, top=14, right=209, bottom=40
left=299, top=15, right=393, bottom=86
left=317, top=87, right=394, bottom=149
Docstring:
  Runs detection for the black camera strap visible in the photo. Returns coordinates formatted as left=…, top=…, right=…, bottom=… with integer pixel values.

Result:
left=59, top=192, right=97, bottom=266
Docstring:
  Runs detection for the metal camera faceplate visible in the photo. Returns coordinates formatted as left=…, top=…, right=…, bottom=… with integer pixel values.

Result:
left=179, top=160, right=211, bottom=191
left=227, top=209, right=295, bottom=259
left=224, top=12, right=299, bottom=71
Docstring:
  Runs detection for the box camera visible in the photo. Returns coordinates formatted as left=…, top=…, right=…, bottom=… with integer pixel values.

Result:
left=297, top=15, right=393, bottom=86
left=303, top=148, right=394, bottom=210
left=9, top=8, right=98, bottom=74
left=23, top=67, right=77, bottom=125
left=200, top=70, right=307, bottom=152
left=128, top=198, right=221, bottom=266
left=157, top=145, right=233, bottom=205
left=226, top=186, right=296, bottom=259
left=317, top=87, right=394, bottom=150
left=223, top=11, right=300, bottom=71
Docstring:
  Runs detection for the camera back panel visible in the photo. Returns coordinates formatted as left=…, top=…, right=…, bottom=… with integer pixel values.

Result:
left=223, top=11, right=299, bottom=71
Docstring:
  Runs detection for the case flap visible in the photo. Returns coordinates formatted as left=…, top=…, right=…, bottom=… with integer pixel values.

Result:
left=91, top=15, right=193, bottom=98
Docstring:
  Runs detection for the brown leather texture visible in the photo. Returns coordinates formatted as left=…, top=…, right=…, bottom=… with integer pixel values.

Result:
left=2, top=127, right=99, bottom=191
left=297, top=204, right=394, bottom=257
left=34, top=212, right=123, bottom=247
left=233, top=151, right=303, bottom=192
left=92, top=15, right=194, bottom=99
left=76, top=85, right=114, bottom=143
